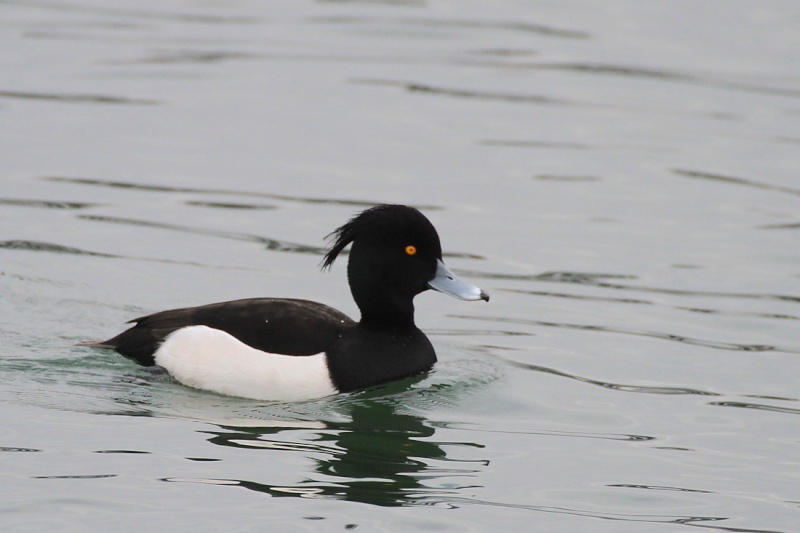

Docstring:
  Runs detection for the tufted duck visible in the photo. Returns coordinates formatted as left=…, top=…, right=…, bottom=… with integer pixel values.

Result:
left=81, top=205, right=489, bottom=401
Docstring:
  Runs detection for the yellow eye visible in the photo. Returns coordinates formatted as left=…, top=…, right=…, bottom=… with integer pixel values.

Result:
left=405, top=245, right=417, bottom=256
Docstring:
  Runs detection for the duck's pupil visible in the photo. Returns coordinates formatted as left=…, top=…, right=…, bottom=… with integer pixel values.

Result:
left=405, top=245, right=417, bottom=256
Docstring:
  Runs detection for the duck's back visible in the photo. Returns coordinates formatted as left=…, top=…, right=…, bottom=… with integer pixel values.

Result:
left=96, top=298, right=356, bottom=365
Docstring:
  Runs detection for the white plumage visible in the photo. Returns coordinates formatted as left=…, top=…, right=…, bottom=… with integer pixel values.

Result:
left=154, top=326, right=336, bottom=401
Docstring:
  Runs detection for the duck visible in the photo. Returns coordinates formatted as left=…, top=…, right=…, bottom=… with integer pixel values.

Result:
left=81, top=205, right=489, bottom=401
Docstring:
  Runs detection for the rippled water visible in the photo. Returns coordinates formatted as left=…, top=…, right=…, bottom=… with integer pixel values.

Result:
left=2, top=1, right=799, bottom=531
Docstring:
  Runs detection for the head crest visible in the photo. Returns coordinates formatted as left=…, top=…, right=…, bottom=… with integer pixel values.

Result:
left=321, top=205, right=428, bottom=270
left=320, top=209, right=362, bottom=270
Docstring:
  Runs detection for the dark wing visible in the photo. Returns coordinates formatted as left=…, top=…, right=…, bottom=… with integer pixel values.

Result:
left=91, top=298, right=355, bottom=366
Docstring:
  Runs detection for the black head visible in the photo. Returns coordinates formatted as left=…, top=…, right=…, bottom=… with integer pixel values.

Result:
left=323, top=205, right=444, bottom=328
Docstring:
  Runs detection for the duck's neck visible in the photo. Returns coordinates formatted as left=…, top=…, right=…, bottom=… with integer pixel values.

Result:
left=357, top=295, right=416, bottom=331
left=348, top=271, right=417, bottom=330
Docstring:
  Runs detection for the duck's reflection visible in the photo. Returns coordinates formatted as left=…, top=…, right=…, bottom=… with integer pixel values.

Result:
left=186, top=388, right=486, bottom=507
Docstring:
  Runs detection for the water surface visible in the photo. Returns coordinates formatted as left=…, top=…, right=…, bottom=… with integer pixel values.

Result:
left=2, top=1, right=799, bottom=531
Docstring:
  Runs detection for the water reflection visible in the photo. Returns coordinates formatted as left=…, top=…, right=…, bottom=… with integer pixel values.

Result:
left=78, top=214, right=328, bottom=255
left=310, top=14, right=590, bottom=39
left=0, top=198, right=97, bottom=209
left=503, top=358, right=720, bottom=397
left=674, top=169, right=800, bottom=198
left=172, top=395, right=485, bottom=507
left=41, top=176, right=399, bottom=207
left=456, top=314, right=795, bottom=353
left=352, top=78, right=575, bottom=106
left=460, top=268, right=800, bottom=305
left=0, top=89, right=158, bottom=105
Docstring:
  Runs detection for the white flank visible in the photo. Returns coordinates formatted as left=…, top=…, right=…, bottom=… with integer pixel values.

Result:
left=154, top=326, right=337, bottom=401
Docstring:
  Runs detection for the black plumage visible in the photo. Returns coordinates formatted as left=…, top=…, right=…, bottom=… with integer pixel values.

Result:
left=83, top=205, right=487, bottom=396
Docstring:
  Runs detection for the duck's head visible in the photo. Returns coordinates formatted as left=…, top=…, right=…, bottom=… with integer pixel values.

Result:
left=323, top=205, right=488, bottom=327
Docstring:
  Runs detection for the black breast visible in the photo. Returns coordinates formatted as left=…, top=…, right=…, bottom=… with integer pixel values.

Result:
left=325, top=325, right=437, bottom=392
